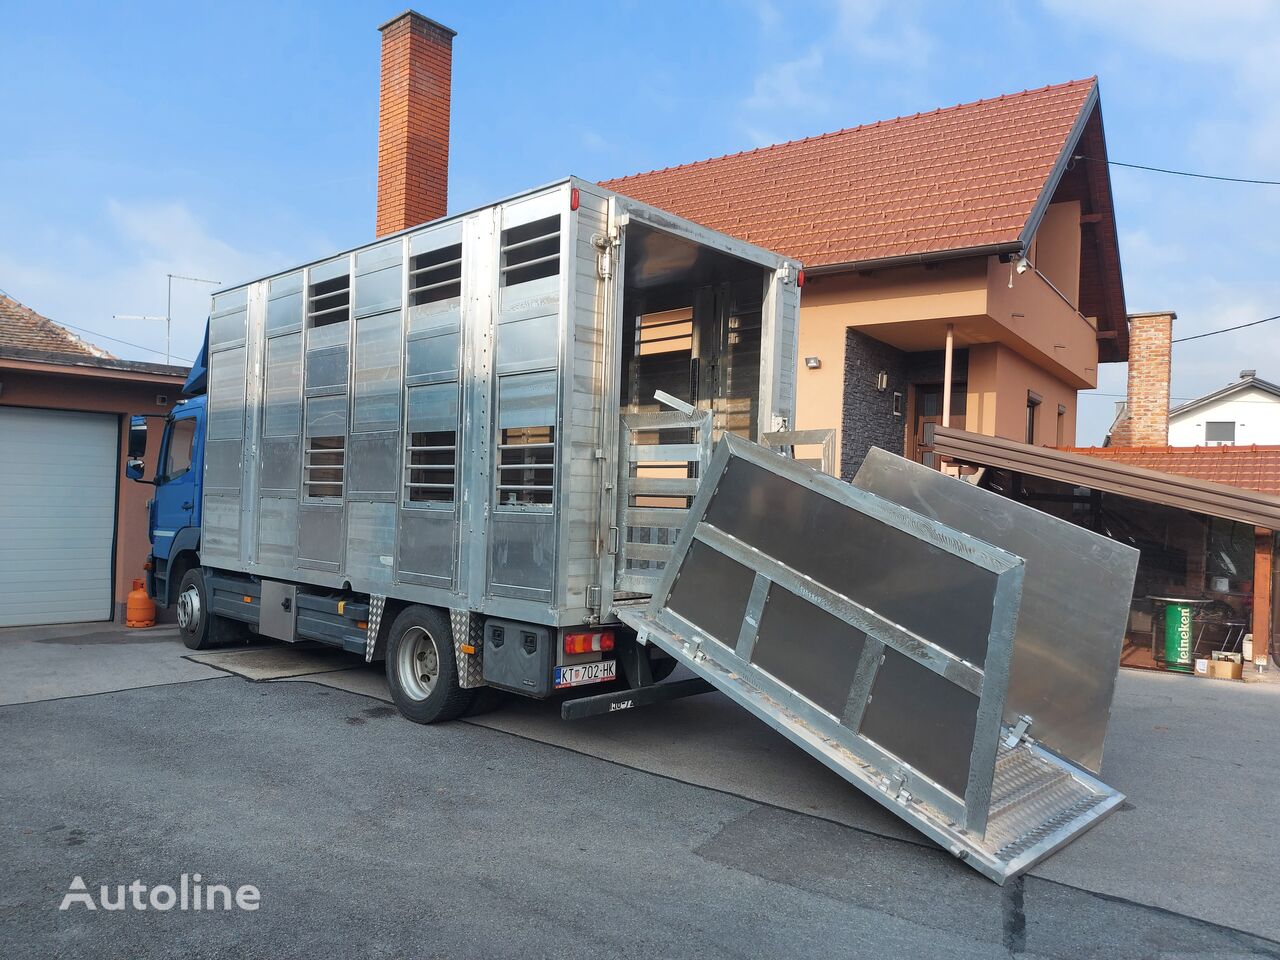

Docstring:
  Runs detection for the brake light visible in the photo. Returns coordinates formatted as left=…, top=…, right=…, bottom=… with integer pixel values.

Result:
left=563, top=630, right=615, bottom=655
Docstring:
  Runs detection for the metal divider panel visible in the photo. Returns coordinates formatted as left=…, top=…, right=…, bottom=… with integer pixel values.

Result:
left=859, top=649, right=979, bottom=798
left=751, top=587, right=868, bottom=716
left=701, top=455, right=997, bottom=666
left=665, top=539, right=755, bottom=646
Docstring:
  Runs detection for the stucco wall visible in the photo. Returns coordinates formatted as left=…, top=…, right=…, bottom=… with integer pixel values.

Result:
left=0, top=362, right=183, bottom=621
left=965, top=344, right=1078, bottom=446
left=1168, top=387, right=1280, bottom=446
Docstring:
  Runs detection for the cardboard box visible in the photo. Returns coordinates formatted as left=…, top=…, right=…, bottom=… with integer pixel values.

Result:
left=1209, top=651, right=1243, bottom=681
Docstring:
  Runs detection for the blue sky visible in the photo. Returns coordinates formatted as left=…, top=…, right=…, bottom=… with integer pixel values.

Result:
left=2, top=0, right=1278, bottom=444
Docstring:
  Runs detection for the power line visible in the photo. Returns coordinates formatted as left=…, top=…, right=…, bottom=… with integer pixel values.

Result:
left=1172, top=314, right=1280, bottom=343
left=1073, top=155, right=1280, bottom=186
left=55, top=321, right=193, bottom=364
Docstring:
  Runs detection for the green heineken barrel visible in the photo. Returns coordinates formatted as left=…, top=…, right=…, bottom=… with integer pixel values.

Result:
left=1163, top=601, right=1194, bottom=672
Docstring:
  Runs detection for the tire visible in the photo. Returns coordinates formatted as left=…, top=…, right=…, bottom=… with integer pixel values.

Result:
left=385, top=606, right=475, bottom=723
left=176, top=568, right=213, bottom=650
left=648, top=652, right=678, bottom=683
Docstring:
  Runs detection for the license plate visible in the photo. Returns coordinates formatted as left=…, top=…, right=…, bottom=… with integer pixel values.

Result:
left=554, top=659, right=617, bottom=689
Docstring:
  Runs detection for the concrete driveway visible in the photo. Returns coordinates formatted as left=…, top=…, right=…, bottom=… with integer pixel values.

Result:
left=2, top=622, right=1278, bottom=958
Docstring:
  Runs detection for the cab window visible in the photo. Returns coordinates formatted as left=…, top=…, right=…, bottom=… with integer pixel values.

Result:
left=162, top=418, right=197, bottom=481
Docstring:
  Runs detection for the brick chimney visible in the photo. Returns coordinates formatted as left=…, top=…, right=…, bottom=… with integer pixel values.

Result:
left=376, top=11, right=455, bottom=238
left=1112, top=311, right=1175, bottom=446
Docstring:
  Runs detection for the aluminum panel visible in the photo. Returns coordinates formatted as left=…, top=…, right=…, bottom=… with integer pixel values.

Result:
left=257, top=496, right=298, bottom=568
left=396, top=511, right=457, bottom=587
left=703, top=455, right=997, bottom=667
left=206, top=346, right=246, bottom=441
left=259, top=437, right=300, bottom=494
left=496, top=313, right=557, bottom=371
left=488, top=516, right=554, bottom=599
left=259, top=580, right=297, bottom=642
left=353, top=311, right=402, bottom=433
left=263, top=332, right=302, bottom=437
left=201, top=494, right=241, bottom=563
left=297, top=503, right=343, bottom=566
left=345, top=501, right=396, bottom=588
left=204, top=439, right=243, bottom=490
left=852, top=447, right=1140, bottom=774
left=348, top=435, right=398, bottom=496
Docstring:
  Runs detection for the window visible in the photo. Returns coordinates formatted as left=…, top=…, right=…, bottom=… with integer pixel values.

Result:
left=163, top=418, right=197, bottom=481
left=410, top=242, right=462, bottom=305
left=1026, top=391, right=1042, bottom=445
left=496, top=370, right=556, bottom=508
left=304, top=395, right=347, bottom=500
left=404, top=383, right=459, bottom=506
left=1206, top=421, right=1236, bottom=445
left=308, top=261, right=351, bottom=328
left=500, top=215, right=560, bottom=287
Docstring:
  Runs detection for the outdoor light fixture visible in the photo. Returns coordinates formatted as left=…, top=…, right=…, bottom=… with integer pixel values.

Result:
left=805, top=356, right=821, bottom=369
left=876, top=370, right=888, bottom=391
left=1016, top=257, right=1031, bottom=275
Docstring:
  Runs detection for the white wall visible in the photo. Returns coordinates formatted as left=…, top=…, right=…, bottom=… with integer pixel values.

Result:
left=1168, top=385, right=1280, bottom=446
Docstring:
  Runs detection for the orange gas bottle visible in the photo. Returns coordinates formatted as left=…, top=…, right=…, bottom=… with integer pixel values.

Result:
left=126, top=578, right=156, bottom=628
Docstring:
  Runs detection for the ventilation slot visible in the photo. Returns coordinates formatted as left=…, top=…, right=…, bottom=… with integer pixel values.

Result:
left=410, top=243, right=463, bottom=305
left=500, top=215, right=560, bottom=287
left=308, top=272, right=350, bottom=328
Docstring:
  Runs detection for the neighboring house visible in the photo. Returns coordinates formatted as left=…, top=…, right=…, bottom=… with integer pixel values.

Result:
left=0, top=292, right=188, bottom=627
left=368, top=13, right=1129, bottom=479
left=1167, top=372, right=1280, bottom=447
left=602, top=78, right=1128, bottom=475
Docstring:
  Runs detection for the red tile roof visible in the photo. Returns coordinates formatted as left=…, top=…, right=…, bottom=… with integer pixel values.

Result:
left=602, top=78, right=1097, bottom=269
left=0, top=292, right=113, bottom=360
left=1065, top=445, right=1280, bottom=497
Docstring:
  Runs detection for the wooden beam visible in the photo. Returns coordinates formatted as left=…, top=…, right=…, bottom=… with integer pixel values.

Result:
left=1254, top=528, right=1273, bottom=667
left=1080, top=212, right=1104, bottom=224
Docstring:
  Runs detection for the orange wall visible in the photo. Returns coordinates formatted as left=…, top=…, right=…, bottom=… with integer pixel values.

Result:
left=0, top=362, right=183, bottom=620
left=965, top=343, right=1079, bottom=445
left=1028, top=201, right=1082, bottom=308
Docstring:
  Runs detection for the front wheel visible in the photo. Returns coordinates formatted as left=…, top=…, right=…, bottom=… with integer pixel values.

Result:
left=385, top=606, right=475, bottom=723
left=176, top=568, right=213, bottom=650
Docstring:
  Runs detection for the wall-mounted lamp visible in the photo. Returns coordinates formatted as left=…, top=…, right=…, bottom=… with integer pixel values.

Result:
left=804, top=356, right=822, bottom=370
left=875, top=370, right=888, bottom=392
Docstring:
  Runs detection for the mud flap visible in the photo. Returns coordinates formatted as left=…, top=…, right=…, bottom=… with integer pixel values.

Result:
left=613, top=435, right=1126, bottom=883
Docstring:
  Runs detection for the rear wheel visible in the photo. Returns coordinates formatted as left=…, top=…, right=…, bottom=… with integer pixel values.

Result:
left=385, top=606, right=474, bottom=723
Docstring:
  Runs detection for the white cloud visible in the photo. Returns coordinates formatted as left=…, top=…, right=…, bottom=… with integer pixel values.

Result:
left=0, top=200, right=280, bottom=365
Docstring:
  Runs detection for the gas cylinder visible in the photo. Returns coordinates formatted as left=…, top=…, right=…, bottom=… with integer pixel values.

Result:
left=126, top=578, right=156, bottom=628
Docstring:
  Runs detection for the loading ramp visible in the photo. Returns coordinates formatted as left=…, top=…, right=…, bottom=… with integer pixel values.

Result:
left=613, top=435, right=1133, bottom=883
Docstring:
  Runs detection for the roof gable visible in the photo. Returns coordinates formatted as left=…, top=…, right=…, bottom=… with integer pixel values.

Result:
left=1169, top=377, right=1280, bottom=419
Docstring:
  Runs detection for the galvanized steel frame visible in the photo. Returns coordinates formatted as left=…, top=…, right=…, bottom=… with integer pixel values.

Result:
left=645, top=434, right=1025, bottom=832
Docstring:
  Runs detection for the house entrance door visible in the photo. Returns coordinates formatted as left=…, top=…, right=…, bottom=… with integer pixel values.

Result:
left=909, top=382, right=966, bottom=467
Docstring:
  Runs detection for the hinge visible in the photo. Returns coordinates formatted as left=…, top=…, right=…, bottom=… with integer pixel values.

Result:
left=587, top=584, right=601, bottom=611
left=1003, top=714, right=1033, bottom=749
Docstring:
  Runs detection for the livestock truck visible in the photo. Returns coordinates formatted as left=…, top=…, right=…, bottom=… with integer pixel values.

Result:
left=131, top=177, right=803, bottom=721
left=130, top=175, right=1138, bottom=883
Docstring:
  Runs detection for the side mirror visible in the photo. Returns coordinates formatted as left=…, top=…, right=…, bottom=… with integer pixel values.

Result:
left=126, top=458, right=150, bottom=483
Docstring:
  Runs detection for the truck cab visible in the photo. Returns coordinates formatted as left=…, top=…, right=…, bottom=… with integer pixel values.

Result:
left=132, top=396, right=207, bottom=618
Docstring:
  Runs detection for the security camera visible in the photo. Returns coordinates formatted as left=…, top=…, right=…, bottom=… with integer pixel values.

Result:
left=1015, top=257, right=1031, bottom=275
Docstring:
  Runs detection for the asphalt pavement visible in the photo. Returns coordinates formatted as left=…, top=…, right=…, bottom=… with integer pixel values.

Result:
left=2, top=623, right=1278, bottom=959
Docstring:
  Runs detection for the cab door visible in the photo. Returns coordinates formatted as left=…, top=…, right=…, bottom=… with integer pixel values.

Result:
left=151, top=407, right=202, bottom=560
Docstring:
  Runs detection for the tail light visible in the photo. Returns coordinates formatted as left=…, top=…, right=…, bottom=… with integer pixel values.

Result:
left=563, top=630, right=615, bottom=655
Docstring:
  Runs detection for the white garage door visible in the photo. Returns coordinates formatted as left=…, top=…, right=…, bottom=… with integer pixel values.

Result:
left=0, top=406, right=119, bottom=627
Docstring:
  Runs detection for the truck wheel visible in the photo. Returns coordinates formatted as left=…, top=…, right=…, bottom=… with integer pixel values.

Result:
left=176, top=568, right=214, bottom=650
left=385, top=607, right=475, bottom=723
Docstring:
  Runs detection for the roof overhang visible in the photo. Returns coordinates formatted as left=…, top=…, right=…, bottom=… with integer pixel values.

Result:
left=0, top=347, right=188, bottom=383
left=933, top=426, right=1280, bottom=530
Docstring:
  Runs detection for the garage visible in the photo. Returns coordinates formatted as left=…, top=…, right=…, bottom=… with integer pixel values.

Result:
left=0, top=406, right=119, bottom=627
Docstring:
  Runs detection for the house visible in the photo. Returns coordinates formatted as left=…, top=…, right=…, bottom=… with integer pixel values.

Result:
left=601, top=78, right=1129, bottom=476
left=0, top=293, right=188, bottom=627
left=371, top=12, right=1129, bottom=478
left=1168, top=372, right=1280, bottom=447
